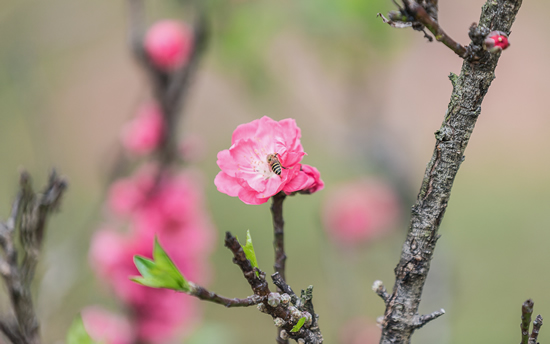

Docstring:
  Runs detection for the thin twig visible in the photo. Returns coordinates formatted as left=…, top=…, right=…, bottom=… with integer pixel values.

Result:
left=413, top=309, right=445, bottom=329
left=372, top=280, right=390, bottom=303
left=521, top=299, right=534, bottom=344
left=189, top=283, right=262, bottom=308
left=529, top=315, right=543, bottom=344
left=378, top=1, right=523, bottom=343
left=404, top=0, right=467, bottom=57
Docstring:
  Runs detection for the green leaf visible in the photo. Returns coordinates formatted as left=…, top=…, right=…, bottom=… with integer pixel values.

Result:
left=66, top=314, right=98, bottom=344
left=241, top=230, right=259, bottom=276
left=130, top=237, right=191, bottom=292
left=290, top=317, right=307, bottom=333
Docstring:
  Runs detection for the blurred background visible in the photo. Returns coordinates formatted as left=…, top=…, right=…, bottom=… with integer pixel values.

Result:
left=0, top=0, right=549, bottom=343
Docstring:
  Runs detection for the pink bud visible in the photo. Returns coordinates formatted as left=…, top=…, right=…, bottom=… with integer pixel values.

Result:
left=144, top=20, right=193, bottom=71
left=121, top=104, right=165, bottom=155
left=484, top=31, right=510, bottom=53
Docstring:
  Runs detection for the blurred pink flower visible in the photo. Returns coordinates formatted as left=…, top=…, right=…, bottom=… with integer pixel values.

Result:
left=215, top=116, right=318, bottom=204
left=81, top=306, right=135, bottom=344
left=121, top=104, right=165, bottom=155
left=91, top=170, right=215, bottom=343
left=339, top=317, right=381, bottom=344
left=322, top=178, right=400, bottom=246
left=144, top=20, right=193, bottom=71
left=179, top=134, right=207, bottom=163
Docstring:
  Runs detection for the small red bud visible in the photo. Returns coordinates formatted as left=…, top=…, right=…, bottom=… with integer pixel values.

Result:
left=484, top=31, right=510, bottom=53
left=144, top=20, right=193, bottom=71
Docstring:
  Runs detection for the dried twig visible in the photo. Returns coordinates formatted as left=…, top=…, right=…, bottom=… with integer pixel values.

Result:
left=377, top=1, right=523, bottom=343
left=0, top=171, right=67, bottom=344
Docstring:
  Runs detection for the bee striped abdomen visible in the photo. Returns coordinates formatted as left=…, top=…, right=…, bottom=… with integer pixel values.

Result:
left=267, top=153, right=283, bottom=176
left=271, top=161, right=282, bottom=175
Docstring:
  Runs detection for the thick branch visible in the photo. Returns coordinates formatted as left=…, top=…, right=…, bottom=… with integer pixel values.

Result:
left=378, top=1, right=523, bottom=343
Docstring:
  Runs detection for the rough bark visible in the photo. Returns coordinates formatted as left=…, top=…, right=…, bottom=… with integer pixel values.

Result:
left=379, top=1, right=523, bottom=343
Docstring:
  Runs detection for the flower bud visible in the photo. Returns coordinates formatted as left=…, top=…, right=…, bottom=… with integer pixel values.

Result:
left=280, top=293, right=291, bottom=306
left=144, top=20, right=193, bottom=71
left=268, top=292, right=281, bottom=307
left=291, top=308, right=303, bottom=322
left=274, top=317, right=286, bottom=328
left=280, top=330, right=289, bottom=340
left=483, top=31, right=510, bottom=53
left=302, top=311, right=313, bottom=327
left=257, top=303, right=267, bottom=313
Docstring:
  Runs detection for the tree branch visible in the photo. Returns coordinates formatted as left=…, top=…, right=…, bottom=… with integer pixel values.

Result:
left=377, top=1, right=523, bottom=343
left=0, top=171, right=67, bottom=344
left=529, top=315, right=543, bottom=344
left=521, top=299, right=534, bottom=344
left=224, top=232, right=323, bottom=344
left=188, top=282, right=262, bottom=308
left=126, top=0, right=209, bottom=167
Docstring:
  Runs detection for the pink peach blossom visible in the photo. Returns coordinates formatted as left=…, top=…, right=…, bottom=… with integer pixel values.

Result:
left=89, top=228, right=206, bottom=343
left=144, top=20, right=193, bottom=71
left=91, top=170, right=215, bottom=343
left=322, top=178, right=400, bottom=245
left=81, top=306, right=135, bottom=344
left=121, top=104, right=165, bottom=155
left=215, top=116, right=318, bottom=204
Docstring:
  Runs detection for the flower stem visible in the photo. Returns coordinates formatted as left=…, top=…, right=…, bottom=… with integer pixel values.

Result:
left=271, top=192, right=288, bottom=344
left=271, top=192, right=287, bottom=282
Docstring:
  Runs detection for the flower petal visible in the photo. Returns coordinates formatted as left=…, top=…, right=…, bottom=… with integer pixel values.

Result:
left=283, top=170, right=312, bottom=193
left=232, top=118, right=260, bottom=145
left=214, top=172, right=241, bottom=197
left=238, top=186, right=270, bottom=205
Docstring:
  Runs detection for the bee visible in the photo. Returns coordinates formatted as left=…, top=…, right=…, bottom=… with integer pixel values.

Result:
left=266, top=153, right=284, bottom=175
